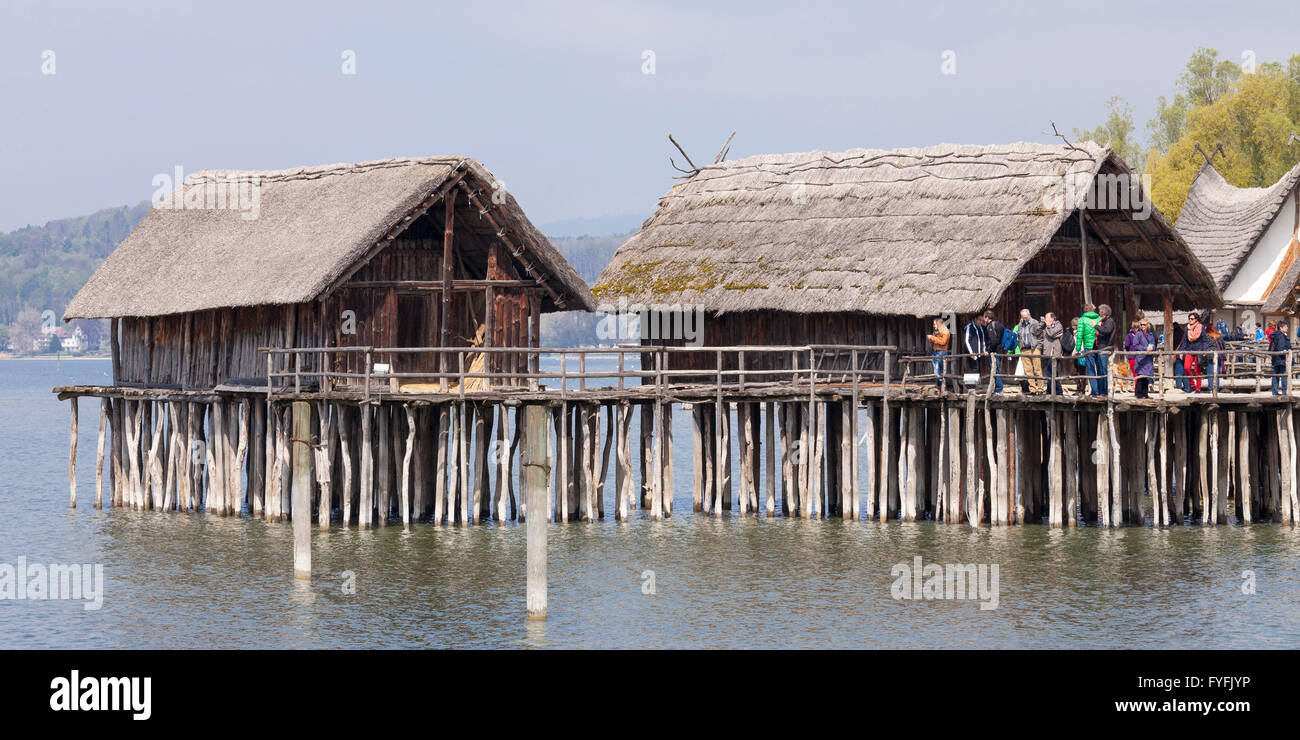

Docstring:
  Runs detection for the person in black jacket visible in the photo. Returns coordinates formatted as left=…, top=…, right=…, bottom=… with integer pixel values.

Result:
left=964, top=314, right=987, bottom=376
left=1093, top=304, right=1116, bottom=396
left=1269, top=322, right=1291, bottom=395
left=982, top=310, right=1006, bottom=393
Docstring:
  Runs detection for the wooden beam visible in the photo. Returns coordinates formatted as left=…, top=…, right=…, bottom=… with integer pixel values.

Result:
left=441, top=190, right=455, bottom=369
left=320, top=167, right=468, bottom=298
left=456, top=180, right=567, bottom=308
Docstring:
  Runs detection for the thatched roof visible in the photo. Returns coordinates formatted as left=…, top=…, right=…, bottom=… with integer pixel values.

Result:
left=65, top=157, right=594, bottom=319
left=594, top=142, right=1218, bottom=315
left=1178, top=161, right=1300, bottom=293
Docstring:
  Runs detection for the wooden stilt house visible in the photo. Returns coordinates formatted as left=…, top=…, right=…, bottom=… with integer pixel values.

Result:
left=593, top=142, right=1220, bottom=372
left=64, top=157, right=595, bottom=390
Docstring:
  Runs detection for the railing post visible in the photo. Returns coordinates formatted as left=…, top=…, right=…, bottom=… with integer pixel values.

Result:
left=882, top=349, right=891, bottom=399
left=364, top=350, right=372, bottom=403
left=1289, top=349, right=1295, bottom=397
left=266, top=352, right=273, bottom=396
left=717, top=349, right=723, bottom=390
left=560, top=350, right=567, bottom=400
left=1107, top=351, right=1114, bottom=400
left=294, top=351, right=302, bottom=396
left=739, top=350, right=746, bottom=391
left=1212, top=350, right=1219, bottom=399
left=458, top=351, right=465, bottom=400
left=618, top=351, right=625, bottom=390
left=579, top=352, right=586, bottom=391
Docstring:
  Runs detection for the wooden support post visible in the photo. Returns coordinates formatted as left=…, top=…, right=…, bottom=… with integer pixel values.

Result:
left=691, top=405, right=704, bottom=513
left=963, top=395, right=977, bottom=525
left=556, top=403, right=569, bottom=522
left=740, top=402, right=754, bottom=516
left=68, top=398, right=78, bottom=508
left=402, top=404, right=416, bottom=527
left=640, top=402, right=652, bottom=511
left=376, top=405, right=391, bottom=526
left=661, top=402, right=674, bottom=517
left=292, top=401, right=312, bottom=579
left=359, top=404, right=373, bottom=528
left=945, top=403, right=961, bottom=524
left=524, top=404, right=549, bottom=619
left=459, top=402, right=471, bottom=525
left=765, top=401, right=777, bottom=517
left=840, top=401, right=852, bottom=519
left=473, top=403, right=489, bottom=524
left=339, top=405, right=354, bottom=526
left=434, top=404, right=449, bottom=524
left=1107, top=403, right=1122, bottom=527
left=251, top=400, right=266, bottom=517
left=583, top=404, right=597, bottom=521
left=496, top=404, right=510, bottom=522
left=316, top=402, right=335, bottom=529
left=720, top=402, right=734, bottom=515
left=1063, top=409, right=1078, bottom=526
left=1198, top=411, right=1210, bottom=525
left=1287, top=408, right=1299, bottom=523
left=95, top=398, right=107, bottom=509
left=617, top=402, right=632, bottom=521
left=1048, top=408, right=1063, bottom=526
left=1209, top=409, right=1221, bottom=526
left=1096, top=413, right=1110, bottom=528
left=779, top=403, right=791, bottom=516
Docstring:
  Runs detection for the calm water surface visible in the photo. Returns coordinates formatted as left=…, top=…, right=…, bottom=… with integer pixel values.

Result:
left=2, top=358, right=1297, bottom=648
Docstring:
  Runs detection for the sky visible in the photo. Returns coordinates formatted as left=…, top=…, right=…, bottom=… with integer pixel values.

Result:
left=3, top=0, right=1300, bottom=235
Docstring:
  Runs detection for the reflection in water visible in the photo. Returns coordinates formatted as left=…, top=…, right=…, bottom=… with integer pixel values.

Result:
left=3, top=359, right=1300, bottom=649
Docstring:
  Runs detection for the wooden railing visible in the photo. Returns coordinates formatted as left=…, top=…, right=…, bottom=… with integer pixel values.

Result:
left=898, top=345, right=1297, bottom=400
left=258, top=344, right=898, bottom=400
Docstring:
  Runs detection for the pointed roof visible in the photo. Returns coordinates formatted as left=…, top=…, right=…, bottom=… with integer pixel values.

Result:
left=1177, top=160, right=1300, bottom=292
left=594, top=142, right=1218, bottom=315
left=65, top=157, right=594, bottom=319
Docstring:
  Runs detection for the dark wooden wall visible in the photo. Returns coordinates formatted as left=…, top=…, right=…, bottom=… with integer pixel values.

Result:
left=114, top=236, right=542, bottom=389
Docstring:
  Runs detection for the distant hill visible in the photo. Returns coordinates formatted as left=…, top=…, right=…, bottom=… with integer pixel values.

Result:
left=0, top=203, right=150, bottom=326
left=0, top=203, right=628, bottom=348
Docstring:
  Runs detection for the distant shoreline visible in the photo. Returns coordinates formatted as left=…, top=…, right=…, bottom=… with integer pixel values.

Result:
left=0, top=354, right=110, bottom=361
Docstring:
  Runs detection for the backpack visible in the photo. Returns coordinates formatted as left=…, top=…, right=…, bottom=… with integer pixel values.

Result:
left=1061, top=329, right=1075, bottom=353
left=1000, top=327, right=1017, bottom=353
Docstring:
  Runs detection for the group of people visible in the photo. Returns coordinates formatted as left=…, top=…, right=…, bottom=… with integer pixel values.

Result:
left=923, top=305, right=1295, bottom=398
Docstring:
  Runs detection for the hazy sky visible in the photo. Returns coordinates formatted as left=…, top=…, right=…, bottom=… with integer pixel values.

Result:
left=3, top=0, right=1300, bottom=234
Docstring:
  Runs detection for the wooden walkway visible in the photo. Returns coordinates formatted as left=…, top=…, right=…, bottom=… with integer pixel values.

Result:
left=53, top=343, right=1300, bottom=530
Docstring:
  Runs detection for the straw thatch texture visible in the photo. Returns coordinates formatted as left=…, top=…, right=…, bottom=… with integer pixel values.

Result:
left=1178, top=161, right=1300, bottom=292
left=65, top=157, right=593, bottom=319
left=594, top=142, right=1216, bottom=316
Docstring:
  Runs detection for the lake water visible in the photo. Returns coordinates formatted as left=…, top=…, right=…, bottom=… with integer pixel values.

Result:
left=2, top=358, right=1298, bottom=648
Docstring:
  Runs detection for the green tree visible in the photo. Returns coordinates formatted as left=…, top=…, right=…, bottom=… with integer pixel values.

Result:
left=1075, top=96, right=1145, bottom=170
left=1147, top=61, right=1300, bottom=220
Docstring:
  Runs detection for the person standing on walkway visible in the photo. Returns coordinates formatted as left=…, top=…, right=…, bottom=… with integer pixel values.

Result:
left=1075, top=304, right=1101, bottom=396
left=1180, top=312, right=1207, bottom=392
left=1269, top=321, right=1291, bottom=395
left=964, top=313, right=987, bottom=381
left=1125, top=318, right=1157, bottom=399
left=983, top=310, right=1009, bottom=394
left=1041, top=312, right=1064, bottom=396
left=1093, top=304, right=1116, bottom=396
left=926, top=318, right=951, bottom=391
left=1016, top=308, right=1045, bottom=395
